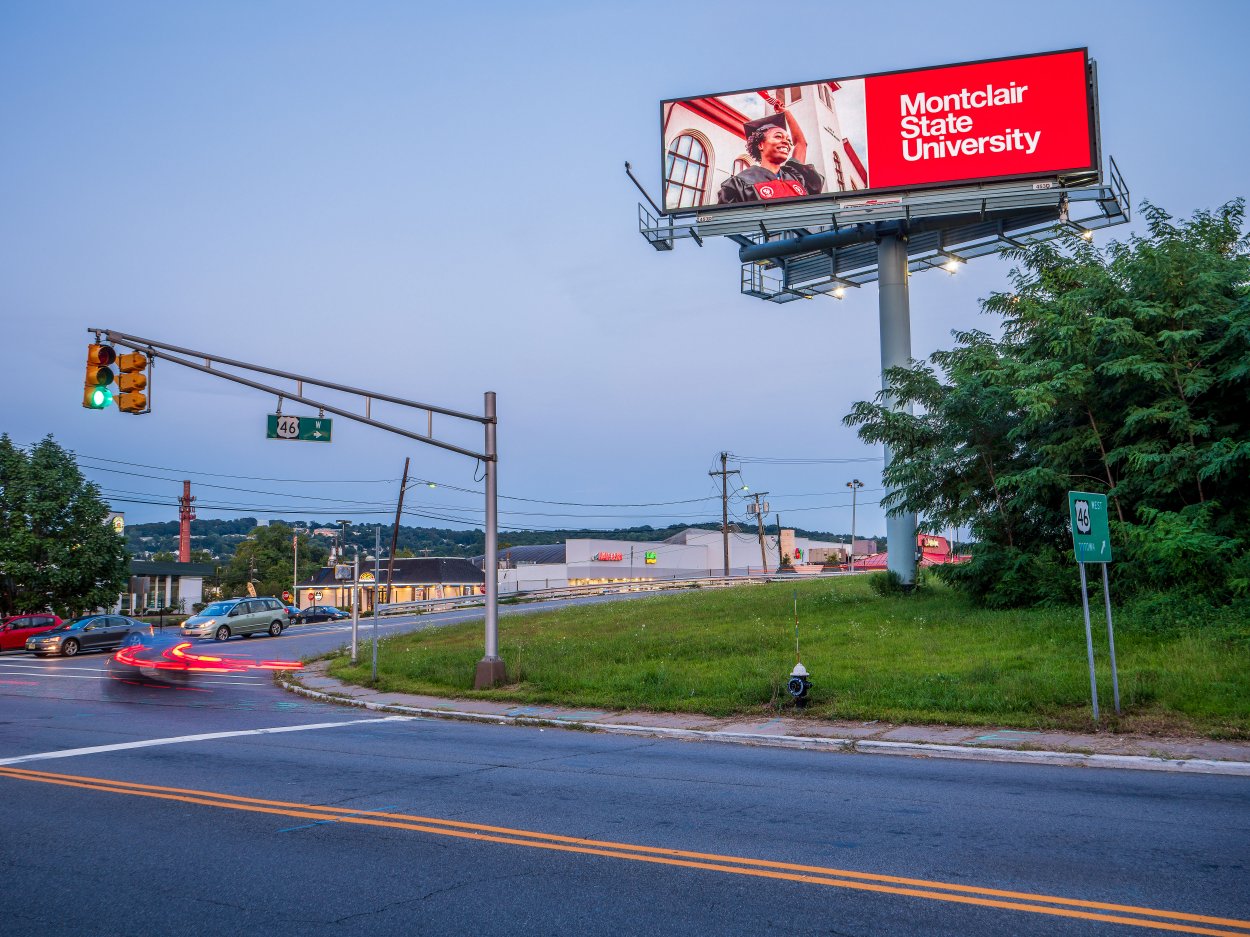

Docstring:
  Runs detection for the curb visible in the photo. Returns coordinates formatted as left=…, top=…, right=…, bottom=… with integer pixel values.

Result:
left=279, top=679, right=1250, bottom=777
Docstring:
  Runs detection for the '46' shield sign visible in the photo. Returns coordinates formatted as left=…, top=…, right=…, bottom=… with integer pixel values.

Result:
left=1068, top=491, right=1112, bottom=563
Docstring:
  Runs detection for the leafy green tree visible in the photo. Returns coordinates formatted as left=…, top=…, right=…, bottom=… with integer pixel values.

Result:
left=0, top=435, right=129, bottom=617
left=846, top=201, right=1250, bottom=606
left=222, top=523, right=329, bottom=599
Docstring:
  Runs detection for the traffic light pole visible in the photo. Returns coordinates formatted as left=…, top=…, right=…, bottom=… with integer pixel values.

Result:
left=87, top=327, right=507, bottom=688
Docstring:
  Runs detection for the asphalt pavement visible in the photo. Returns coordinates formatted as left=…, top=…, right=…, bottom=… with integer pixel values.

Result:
left=1, top=605, right=1248, bottom=936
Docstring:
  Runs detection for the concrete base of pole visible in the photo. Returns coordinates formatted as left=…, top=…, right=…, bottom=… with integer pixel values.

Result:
left=474, top=656, right=508, bottom=689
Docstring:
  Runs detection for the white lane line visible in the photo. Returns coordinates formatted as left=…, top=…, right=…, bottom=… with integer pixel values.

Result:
left=0, top=672, right=115, bottom=681
left=0, top=715, right=413, bottom=767
left=0, top=669, right=266, bottom=684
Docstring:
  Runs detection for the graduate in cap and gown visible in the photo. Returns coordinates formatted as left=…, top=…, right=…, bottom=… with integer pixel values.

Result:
left=717, top=109, right=824, bottom=204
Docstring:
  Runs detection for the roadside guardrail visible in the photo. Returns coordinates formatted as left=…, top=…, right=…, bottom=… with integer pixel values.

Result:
left=376, top=570, right=852, bottom=618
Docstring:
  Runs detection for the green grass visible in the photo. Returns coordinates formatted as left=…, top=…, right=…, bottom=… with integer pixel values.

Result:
left=327, top=577, right=1250, bottom=738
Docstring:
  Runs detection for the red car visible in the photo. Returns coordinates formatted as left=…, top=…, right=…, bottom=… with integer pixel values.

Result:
left=0, top=613, right=63, bottom=651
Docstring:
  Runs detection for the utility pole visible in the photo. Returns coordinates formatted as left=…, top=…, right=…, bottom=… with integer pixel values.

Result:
left=749, top=491, right=770, bottom=575
left=708, top=452, right=740, bottom=576
left=846, top=479, right=863, bottom=573
left=384, top=457, right=409, bottom=605
left=774, top=513, right=784, bottom=568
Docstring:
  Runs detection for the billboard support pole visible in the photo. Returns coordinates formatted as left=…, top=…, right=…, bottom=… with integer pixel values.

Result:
left=878, top=232, right=918, bottom=586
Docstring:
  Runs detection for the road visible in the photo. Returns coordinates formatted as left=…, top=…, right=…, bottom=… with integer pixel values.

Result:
left=1, top=607, right=1248, bottom=937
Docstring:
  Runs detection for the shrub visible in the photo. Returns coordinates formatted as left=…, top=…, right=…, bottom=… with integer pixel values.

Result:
left=869, top=570, right=906, bottom=596
left=935, top=544, right=1076, bottom=608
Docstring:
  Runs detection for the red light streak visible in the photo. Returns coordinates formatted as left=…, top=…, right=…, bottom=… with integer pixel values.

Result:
left=111, top=643, right=303, bottom=674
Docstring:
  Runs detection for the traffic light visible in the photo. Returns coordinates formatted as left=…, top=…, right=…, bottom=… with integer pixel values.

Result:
left=116, top=351, right=148, bottom=414
left=83, top=343, right=116, bottom=409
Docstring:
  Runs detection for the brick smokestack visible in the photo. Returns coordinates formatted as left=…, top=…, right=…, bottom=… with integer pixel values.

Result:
left=178, top=480, right=196, bottom=563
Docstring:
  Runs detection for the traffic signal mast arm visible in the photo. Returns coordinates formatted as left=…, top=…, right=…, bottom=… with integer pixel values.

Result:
left=87, top=326, right=506, bottom=690
left=89, top=328, right=492, bottom=460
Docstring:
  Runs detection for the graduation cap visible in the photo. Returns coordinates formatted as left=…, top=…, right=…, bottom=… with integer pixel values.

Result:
left=743, top=112, right=787, bottom=140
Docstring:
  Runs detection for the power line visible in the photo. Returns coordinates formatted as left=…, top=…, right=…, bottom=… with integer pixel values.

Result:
left=73, top=452, right=398, bottom=484
left=732, top=455, right=883, bottom=464
left=76, top=451, right=722, bottom=510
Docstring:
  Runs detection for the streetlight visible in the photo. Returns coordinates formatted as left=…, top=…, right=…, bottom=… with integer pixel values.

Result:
left=846, top=479, right=864, bottom=574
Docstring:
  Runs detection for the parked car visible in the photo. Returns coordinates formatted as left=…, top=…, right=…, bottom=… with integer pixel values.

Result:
left=26, top=615, right=151, bottom=657
left=180, top=597, right=288, bottom=642
left=0, top=613, right=63, bottom=651
left=283, top=605, right=301, bottom=620
left=294, top=605, right=348, bottom=625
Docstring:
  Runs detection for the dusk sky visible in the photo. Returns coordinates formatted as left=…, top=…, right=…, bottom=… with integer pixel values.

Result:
left=2, top=0, right=1247, bottom=540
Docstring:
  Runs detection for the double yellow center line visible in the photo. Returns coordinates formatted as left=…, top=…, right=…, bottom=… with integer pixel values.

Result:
left=2, top=765, right=1246, bottom=936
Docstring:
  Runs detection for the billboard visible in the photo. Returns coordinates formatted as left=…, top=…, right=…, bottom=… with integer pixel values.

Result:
left=661, top=49, right=1095, bottom=214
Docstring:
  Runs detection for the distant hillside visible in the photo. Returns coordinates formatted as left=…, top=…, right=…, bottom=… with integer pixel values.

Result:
left=125, top=518, right=874, bottom=562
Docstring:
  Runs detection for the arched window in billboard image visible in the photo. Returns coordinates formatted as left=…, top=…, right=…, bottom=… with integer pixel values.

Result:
left=664, top=133, right=711, bottom=209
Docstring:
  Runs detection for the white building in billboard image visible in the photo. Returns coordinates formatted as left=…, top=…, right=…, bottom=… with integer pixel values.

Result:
left=663, top=81, right=869, bottom=212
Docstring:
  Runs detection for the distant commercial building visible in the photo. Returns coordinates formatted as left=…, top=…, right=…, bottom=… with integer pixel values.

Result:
left=852, top=534, right=969, bottom=570
left=296, top=557, right=485, bottom=612
left=114, top=560, right=216, bottom=615
left=481, top=528, right=856, bottom=591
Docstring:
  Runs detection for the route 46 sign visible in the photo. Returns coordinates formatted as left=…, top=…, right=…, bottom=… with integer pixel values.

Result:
left=1068, top=491, right=1112, bottom=563
left=267, top=414, right=332, bottom=442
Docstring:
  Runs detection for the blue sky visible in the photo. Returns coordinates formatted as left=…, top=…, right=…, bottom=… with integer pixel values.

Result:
left=2, top=0, right=1247, bottom=539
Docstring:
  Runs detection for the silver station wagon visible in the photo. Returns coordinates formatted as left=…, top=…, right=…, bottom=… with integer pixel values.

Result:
left=181, top=597, right=288, bottom=642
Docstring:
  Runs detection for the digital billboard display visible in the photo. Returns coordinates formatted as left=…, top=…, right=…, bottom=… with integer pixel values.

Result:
left=660, top=49, right=1095, bottom=214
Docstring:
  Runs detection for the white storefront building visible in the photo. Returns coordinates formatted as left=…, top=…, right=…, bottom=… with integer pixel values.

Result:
left=489, top=529, right=873, bottom=592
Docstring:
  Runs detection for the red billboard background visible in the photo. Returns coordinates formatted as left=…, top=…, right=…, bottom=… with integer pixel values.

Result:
left=862, top=50, right=1092, bottom=191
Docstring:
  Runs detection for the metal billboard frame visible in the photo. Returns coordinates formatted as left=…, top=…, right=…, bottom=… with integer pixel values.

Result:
left=636, top=54, right=1131, bottom=586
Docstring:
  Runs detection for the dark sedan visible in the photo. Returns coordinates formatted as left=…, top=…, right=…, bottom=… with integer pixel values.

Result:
left=26, top=615, right=152, bottom=657
left=294, top=605, right=349, bottom=625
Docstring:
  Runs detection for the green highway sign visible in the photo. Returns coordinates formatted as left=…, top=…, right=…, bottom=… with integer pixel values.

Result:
left=1068, top=490, right=1112, bottom=563
left=267, top=414, right=332, bottom=442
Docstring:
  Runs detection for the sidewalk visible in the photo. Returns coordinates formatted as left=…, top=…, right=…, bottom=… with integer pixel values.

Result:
left=282, top=661, right=1250, bottom=777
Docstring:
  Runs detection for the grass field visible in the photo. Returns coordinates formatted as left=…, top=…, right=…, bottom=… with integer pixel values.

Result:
left=327, top=577, right=1250, bottom=738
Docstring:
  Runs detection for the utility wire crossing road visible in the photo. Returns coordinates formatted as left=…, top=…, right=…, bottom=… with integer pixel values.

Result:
left=1, top=762, right=1247, bottom=937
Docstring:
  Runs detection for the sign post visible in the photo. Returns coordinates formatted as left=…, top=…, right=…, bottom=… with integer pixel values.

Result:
left=372, top=526, right=381, bottom=685
left=351, top=553, right=360, bottom=665
left=1068, top=491, right=1120, bottom=720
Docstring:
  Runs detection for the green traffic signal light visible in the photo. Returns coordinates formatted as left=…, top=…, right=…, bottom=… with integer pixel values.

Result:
left=83, top=343, right=117, bottom=409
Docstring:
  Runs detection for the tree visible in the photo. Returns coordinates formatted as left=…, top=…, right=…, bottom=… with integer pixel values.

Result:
left=0, top=435, right=129, bottom=617
left=846, top=201, right=1250, bottom=606
left=221, top=524, right=329, bottom=599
